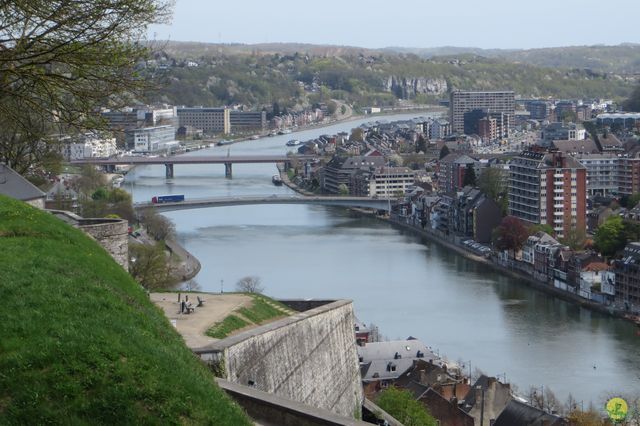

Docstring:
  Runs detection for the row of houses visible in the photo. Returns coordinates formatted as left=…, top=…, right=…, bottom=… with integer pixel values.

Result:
left=356, top=336, right=564, bottom=426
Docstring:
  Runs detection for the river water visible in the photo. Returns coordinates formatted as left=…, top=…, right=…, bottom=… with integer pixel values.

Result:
left=125, top=113, right=640, bottom=406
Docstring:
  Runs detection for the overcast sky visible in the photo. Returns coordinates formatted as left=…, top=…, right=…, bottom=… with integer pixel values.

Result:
left=149, top=0, right=639, bottom=49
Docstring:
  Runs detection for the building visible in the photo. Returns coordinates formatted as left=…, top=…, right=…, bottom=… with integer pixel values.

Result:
left=596, top=113, right=640, bottom=130
left=524, top=100, right=551, bottom=120
left=0, top=163, right=46, bottom=209
left=60, top=133, right=117, bottom=160
left=478, top=116, right=498, bottom=142
left=614, top=242, right=640, bottom=313
left=508, top=150, right=587, bottom=238
left=450, top=91, right=515, bottom=135
left=177, top=107, right=231, bottom=134
left=617, top=155, right=640, bottom=196
left=575, top=154, right=619, bottom=197
left=125, top=125, right=177, bottom=153
left=352, top=166, right=415, bottom=197
left=229, top=110, right=267, bottom=132
left=430, top=119, right=451, bottom=140
left=541, top=122, right=586, bottom=143
left=320, top=155, right=385, bottom=194
left=554, top=100, right=576, bottom=121
left=438, top=153, right=479, bottom=193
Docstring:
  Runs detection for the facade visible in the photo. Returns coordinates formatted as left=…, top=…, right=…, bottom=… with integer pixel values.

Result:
left=60, top=134, right=117, bottom=160
left=229, top=110, right=267, bottom=131
left=430, top=119, right=451, bottom=140
left=321, top=155, right=385, bottom=194
left=508, top=150, right=587, bottom=238
left=177, top=107, right=231, bottom=134
left=524, top=100, right=550, bottom=120
left=617, top=156, right=640, bottom=195
left=450, top=91, right=515, bottom=135
left=478, top=117, right=498, bottom=142
left=575, top=154, right=619, bottom=197
left=541, top=122, right=586, bottom=142
left=438, top=153, right=479, bottom=193
left=596, top=113, right=640, bottom=130
left=614, top=242, right=640, bottom=313
left=125, top=125, right=177, bottom=153
left=352, top=167, right=415, bottom=197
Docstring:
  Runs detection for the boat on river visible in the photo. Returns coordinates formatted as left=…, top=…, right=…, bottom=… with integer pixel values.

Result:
left=286, top=139, right=301, bottom=146
left=272, top=175, right=283, bottom=186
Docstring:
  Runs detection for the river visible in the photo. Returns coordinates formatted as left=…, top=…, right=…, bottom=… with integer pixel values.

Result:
left=125, top=113, right=640, bottom=406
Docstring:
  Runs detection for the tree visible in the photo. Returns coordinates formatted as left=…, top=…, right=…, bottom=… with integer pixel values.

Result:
left=492, top=216, right=530, bottom=255
left=74, top=165, right=108, bottom=196
left=129, top=242, right=173, bottom=290
left=0, top=0, right=172, bottom=173
left=141, top=208, right=176, bottom=241
left=560, top=226, right=587, bottom=251
left=376, top=387, right=437, bottom=426
left=477, top=168, right=505, bottom=202
left=415, top=135, right=427, bottom=153
left=337, top=183, right=349, bottom=195
left=340, top=104, right=347, bottom=115
left=462, top=163, right=477, bottom=187
left=594, top=216, right=626, bottom=258
left=327, top=100, right=338, bottom=116
left=349, top=127, right=364, bottom=142
left=236, top=276, right=264, bottom=294
left=439, top=144, right=450, bottom=160
left=529, top=223, right=556, bottom=237
left=623, top=84, right=640, bottom=112
left=388, top=153, right=403, bottom=167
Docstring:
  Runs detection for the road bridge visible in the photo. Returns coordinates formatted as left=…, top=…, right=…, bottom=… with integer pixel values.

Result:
left=134, top=195, right=391, bottom=213
left=71, top=155, right=317, bottom=178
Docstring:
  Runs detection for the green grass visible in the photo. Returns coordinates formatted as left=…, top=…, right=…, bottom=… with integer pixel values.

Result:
left=0, top=195, right=251, bottom=425
left=205, top=315, right=249, bottom=339
left=205, top=295, right=290, bottom=340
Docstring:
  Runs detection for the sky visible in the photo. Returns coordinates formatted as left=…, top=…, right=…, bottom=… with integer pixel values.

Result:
left=148, top=0, right=640, bottom=50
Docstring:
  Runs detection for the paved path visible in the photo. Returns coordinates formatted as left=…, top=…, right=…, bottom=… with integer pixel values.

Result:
left=150, top=292, right=253, bottom=349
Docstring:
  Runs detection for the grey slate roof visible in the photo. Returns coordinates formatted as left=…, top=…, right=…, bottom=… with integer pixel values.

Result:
left=357, top=339, right=438, bottom=382
left=493, top=399, right=565, bottom=426
left=0, top=164, right=46, bottom=202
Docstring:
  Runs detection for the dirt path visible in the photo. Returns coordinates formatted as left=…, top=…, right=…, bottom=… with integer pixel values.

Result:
left=150, top=292, right=253, bottom=349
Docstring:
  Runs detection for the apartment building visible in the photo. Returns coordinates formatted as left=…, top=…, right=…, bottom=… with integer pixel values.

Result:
left=177, top=107, right=231, bottom=134
left=438, top=153, right=480, bottom=193
left=60, top=134, right=117, bottom=160
left=508, top=150, right=586, bottom=238
left=125, top=125, right=177, bottom=153
left=450, top=91, right=515, bottom=135
left=352, top=167, right=415, bottom=197
left=614, top=242, right=640, bottom=313
left=229, top=110, right=267, bottom=131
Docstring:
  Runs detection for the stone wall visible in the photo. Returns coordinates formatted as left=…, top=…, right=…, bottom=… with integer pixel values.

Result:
left=47, top=210, right=129, bottom=270
left=196, top=300, right=363, bottom=418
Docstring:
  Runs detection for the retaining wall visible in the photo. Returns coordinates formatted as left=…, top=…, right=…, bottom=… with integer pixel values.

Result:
left=196, top=300, right=364, bottom=418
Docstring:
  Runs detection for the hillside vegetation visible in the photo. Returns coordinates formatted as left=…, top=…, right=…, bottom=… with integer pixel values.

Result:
left=149, top=42, right=636, bottom=109
left=0, top=195, right=250, bottom=424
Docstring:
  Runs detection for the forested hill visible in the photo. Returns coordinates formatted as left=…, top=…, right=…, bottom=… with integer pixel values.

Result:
left=147, top=41, right=638, bottom=110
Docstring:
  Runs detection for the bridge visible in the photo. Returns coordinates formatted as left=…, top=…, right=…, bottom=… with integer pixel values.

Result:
left=134, top=195, right=392, bottom=213
left=71, top=155, right=317, bottom=178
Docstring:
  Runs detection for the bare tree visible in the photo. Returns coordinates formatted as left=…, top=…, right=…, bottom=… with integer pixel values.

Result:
left=236, top=276, right=264, bottom=294
left=140, top=208, right=175, bottom=241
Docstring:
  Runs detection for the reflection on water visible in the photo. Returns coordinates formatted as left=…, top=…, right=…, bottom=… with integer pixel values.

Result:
left=125, top=113, right=640, bottom=404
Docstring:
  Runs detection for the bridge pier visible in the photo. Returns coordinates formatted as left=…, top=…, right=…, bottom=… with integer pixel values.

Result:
left=165, top=163, right=174, bottom=179
left=224, top=162, right=232, bottom=179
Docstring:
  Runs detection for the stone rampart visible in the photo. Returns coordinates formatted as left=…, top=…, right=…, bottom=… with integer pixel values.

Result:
left=196, top=300, right=363, bottom=418
left=47, top=210, right=129, bottom=269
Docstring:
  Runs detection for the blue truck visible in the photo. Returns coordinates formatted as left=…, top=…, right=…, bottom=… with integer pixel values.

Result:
left=151, top=194, right=185, bottom=204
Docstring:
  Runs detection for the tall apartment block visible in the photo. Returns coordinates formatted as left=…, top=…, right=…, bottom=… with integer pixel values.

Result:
left=177, top=107, right=231, bottom=134
left=508, top=151, right=586, bottom=238
left=450, top=90, right=515, bottom=135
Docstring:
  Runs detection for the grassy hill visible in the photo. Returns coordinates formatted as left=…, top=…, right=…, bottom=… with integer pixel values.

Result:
left=0, top=195, right=250, bottom=424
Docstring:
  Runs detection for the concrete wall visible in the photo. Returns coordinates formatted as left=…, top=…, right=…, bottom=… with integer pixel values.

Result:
left=47, top=210, right=129, bottom=270
left=217, top=379, right=370, bottom=426
left=197, top=300, right=364, bottom=418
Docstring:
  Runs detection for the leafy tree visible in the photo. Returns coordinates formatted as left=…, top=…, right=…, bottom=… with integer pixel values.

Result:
left=376, top=387, right=437, bottom=426
left=337, top=184, right=349, bottom=196
left=388, top=153, right=403, bottom=167
left=492, top=216, right=530, bottom=255
left=75, top=165, right=108, bottom=196
left=0, top=0, right=171, bottom=173
left=416, top=135, right=427, bottom=153
left=439, top=144, right=450, bottom=160
left=560, top=226, right=587, bottom=251
left=478, top=168, right=505, bottom=202
left=129, top=242, right=173, bottom=290
left=327, top=101, right=338, bottom=115
left=594, top=216, right=626, bottom=257
left=623, top=84, right=640, bottom=112
left=141, top=208, right=176, bottom=241
left=349, top=128, right=364, bottom=142
left=340, top=104, right=347, bottom=115
left=462, top=163, right=477, bottom=187
left=529, top=223, right=556, bottom=237
left=236, top=276, right=264, bottom=294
